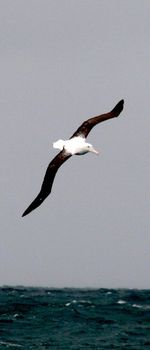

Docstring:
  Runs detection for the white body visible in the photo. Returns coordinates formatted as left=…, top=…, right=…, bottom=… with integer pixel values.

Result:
left=53, top=136, right=98, bottom=155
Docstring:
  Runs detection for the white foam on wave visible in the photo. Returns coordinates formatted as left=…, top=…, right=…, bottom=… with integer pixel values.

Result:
left=65, top=302, right=71, bottom=307
left=0, top=341, right=23, bottom=347
left=80, top=300, right=92, bottom=304
left=117, top=300, right=126, bottom=304
left=65, top=299, right=77, bottom=307
left=65, top=299, right=92, bottom=307
left=132, top=304, right=142, bottom=308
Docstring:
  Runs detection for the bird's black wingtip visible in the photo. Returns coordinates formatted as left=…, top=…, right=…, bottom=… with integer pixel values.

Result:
left=111, top=99, right=124, bottom=116
left=22, top=204, right=35, bottom=217
left=22, top=204, right=36, bottom=217
left=118, top=99, right=124, bottom=109
left=22, top=209, right=29, bottom=217
left=22, top=193, right=45, bottom=217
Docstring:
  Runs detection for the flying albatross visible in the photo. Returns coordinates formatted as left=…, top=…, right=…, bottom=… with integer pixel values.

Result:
left=22, top=99, right=124, bottom=217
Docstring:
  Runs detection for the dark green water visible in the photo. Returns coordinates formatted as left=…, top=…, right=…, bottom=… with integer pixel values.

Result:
left=0, top=287, right=149, bottom=349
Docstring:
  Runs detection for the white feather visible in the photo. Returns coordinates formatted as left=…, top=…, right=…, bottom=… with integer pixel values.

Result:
left=53, top=136, right=99, bottom=155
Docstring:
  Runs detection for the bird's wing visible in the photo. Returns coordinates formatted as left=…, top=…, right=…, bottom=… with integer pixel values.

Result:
left=22, top=149, right=72, bottom=217
left=70, top=99, right=124, bottom=139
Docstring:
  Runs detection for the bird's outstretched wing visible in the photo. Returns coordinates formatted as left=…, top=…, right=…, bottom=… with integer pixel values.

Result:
left=22, top=99, right=124, bottom=217
left=70, top=99, right=124, bottom=139
left=22, top=149, right=72, bottom=217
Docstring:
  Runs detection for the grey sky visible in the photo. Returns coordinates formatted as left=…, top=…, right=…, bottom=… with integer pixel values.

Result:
left=0, top=0, right=149, bottom=288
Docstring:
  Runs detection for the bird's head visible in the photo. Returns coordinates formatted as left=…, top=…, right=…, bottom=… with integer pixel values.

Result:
left=86, top=143, right=99, bottom=155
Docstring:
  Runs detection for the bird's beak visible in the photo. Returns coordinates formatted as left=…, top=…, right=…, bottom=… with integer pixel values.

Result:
left=90, top=147, right=99, bottom=155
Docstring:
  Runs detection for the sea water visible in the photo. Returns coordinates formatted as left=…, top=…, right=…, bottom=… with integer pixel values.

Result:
left=0, top=287, right=149, bottom=349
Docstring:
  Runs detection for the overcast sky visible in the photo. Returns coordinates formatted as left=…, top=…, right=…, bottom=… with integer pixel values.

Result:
left=0, top=0, right=150, bottom=288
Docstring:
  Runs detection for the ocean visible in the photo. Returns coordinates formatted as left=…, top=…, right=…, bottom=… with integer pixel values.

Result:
left=0, top=287, right=149, bottom=349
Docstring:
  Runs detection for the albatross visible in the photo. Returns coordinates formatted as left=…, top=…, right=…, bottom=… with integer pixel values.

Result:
left=22, top=99, right=124, bottom=217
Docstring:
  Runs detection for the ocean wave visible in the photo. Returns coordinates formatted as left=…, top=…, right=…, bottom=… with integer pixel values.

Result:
left=0, top=287, right=149, bottom=349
